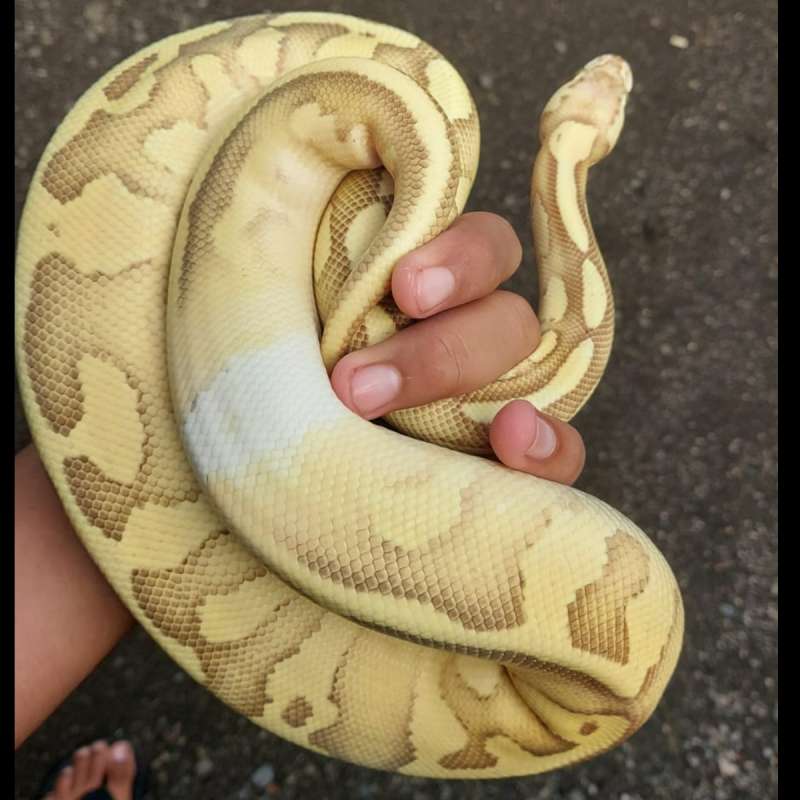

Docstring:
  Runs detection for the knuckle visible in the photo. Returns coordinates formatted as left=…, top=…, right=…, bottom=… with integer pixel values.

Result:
left=496, top=213, right=522, bottom=246
left=487, top=215, right=523, bottom=272
left=497, top=291, right=539, bottom=352
left=466, top=233, right=496, bottom=276
left=427, top=328, right=470, bottom=395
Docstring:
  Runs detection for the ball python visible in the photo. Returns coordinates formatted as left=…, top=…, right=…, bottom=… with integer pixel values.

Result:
left=15, top=12, right=683, bottom=778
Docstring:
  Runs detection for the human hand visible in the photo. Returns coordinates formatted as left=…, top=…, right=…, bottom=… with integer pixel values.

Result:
left=330, top=212, right=586, bottom=486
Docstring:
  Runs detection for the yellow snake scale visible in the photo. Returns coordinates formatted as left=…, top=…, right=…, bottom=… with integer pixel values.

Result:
left=16, top=12, right=683, bottom=778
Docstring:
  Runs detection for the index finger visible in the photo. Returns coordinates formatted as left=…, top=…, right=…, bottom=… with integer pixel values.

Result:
left=391, top=212, right=523, bottom=319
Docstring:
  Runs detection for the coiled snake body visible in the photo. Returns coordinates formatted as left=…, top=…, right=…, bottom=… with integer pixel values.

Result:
left=16, top=13, right=683, bottom=778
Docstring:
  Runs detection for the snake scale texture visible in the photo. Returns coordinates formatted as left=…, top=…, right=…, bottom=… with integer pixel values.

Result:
left=16, top=12, right=683, bottom=778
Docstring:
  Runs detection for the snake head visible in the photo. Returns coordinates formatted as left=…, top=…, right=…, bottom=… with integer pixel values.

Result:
left=539, top=54, right=633, bottom=164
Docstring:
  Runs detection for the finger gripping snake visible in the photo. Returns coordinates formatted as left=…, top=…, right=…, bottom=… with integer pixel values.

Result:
left=16, top=13, right=683, bottom=778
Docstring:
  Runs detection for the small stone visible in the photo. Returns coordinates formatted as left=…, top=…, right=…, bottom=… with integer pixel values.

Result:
left=670, top=34, right=690, bottom=49
left=479, top=72, right=494, bottom=90
left=84, top=0, right=108, bottom=29
left=251, top=763, right=276, bottom=788
left=554, top=40, right=568, bottom=54
left=718, top=753, right=740, bottom=777
left=196, top=757, right=214, bottom=778
left=720, top=602, right=736, bottom=618
left=720, top=187, right=732, bottom=200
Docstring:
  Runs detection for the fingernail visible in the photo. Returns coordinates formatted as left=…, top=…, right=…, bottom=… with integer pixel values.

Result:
left=350, top=364, right=402, bottom=416
left=416, top=266, right=455, bottom=312
left=525, top=414, right=557, bottom=459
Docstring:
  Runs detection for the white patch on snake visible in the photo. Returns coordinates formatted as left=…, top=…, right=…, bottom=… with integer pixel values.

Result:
left=539, top=276, right=568, bottom=324
left=182, top=333, right=349, bottom=479
left=528, top=338, right=595, bottom=410
left=549, top=121, right=598, bottom=253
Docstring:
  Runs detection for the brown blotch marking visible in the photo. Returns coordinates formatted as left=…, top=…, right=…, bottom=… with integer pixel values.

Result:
left=308, top=635, right=417, bottom=770
left=437, top=656, right=574, bottom=770
left=272, top=20, right=350, bottom=76
left=281, top=696, right=314, bottom=728
left=22, top=253, right=198, bottom=540
left=41, top=16, right=273, bottom=205
left=103, top=53, right=159, bottom=101
left=567, top=530, right=650, bottom=664
left=315, top=168, right=395, bottom=326
left=23, top=253, right=87, bottom=435
left=428, top=142, right=614, bottom=439
left=386, top=137, right=596, bottom=454
left=364, top=615, right=678, bottom=747
left=177, top=68, right=457, bottom=330
left=634, top=587, right=684, bottom=704
left=373, top=41, right=430, bottom=85
left=287, top=478, right=550, bottom=633
left=65, top=456, right=139, bottom=541
left=580, top=721, right=598, bottom=736
left=132, top=530, right=324, bottom=718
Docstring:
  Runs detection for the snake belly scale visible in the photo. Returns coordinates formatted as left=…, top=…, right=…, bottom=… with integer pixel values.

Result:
left=16, top=12, right=683, bottom=777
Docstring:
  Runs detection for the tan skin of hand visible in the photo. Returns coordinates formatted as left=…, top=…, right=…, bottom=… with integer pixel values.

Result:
left=15, top=212, right=585, bottom=750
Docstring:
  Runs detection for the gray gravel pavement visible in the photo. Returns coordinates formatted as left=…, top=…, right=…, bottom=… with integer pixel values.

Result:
left=15, top=1, right=777, bottom=798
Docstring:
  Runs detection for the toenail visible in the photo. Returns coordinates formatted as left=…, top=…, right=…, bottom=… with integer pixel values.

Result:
left=111, top=742, right=130, bottom=761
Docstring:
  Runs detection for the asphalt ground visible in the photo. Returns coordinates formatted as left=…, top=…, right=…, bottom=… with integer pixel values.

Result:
left=14, top=1, right=777, bottom=798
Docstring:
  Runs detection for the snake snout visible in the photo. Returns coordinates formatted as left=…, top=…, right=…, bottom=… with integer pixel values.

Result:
left=583, top=54, right=633, bottom=94
left=539, top=54, right=633, bottom=163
